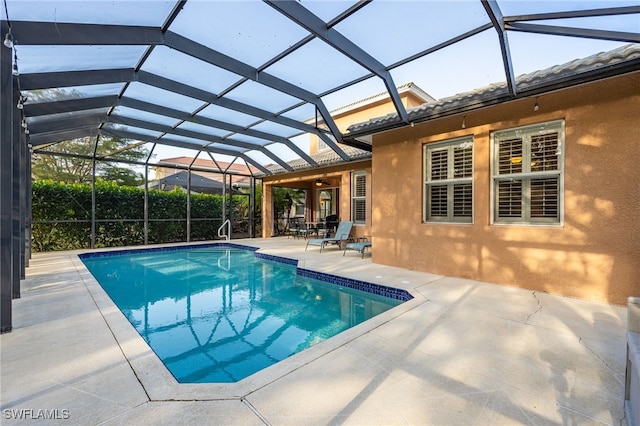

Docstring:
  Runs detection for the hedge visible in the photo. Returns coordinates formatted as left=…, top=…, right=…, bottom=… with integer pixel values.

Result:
left=31, top=180, right=244, bottom=252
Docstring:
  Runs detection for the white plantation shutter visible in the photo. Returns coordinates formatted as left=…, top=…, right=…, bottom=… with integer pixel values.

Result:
left=351, top=171, right=366, bottom=224
left=493, top=121, right=563, bottom=224
left=424, top=137, right=473, bottom=223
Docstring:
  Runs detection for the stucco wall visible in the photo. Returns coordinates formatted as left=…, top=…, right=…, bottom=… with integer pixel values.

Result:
left=372, top=73, right=640, bottom=304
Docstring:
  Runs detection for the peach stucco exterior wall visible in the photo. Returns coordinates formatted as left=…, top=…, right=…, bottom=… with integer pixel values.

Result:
left=372, top=73, right=640, bottom=305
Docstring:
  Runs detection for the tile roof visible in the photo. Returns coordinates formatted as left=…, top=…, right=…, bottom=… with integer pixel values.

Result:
left=347, top=44, right=640, bottom=135
left=265, top=145, right=371, bottom=175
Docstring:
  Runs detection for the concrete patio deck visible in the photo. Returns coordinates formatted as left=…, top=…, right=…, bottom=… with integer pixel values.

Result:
left=0, top=238, right=629, bottom=425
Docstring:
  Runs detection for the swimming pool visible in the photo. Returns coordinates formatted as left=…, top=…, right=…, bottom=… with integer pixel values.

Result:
left=80, top=243, right=411, bottom=383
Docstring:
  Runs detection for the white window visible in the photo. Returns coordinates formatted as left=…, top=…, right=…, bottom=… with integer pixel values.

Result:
left=424, top=137, right=473, bottom=223
left=492, top=121, right=564, bottom=225
left=351, top=171, right=366, bottom=224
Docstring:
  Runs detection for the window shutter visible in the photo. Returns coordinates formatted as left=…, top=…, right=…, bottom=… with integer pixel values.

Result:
left=430, top=149, right=448, bottom=180
left=531, top=132, right=559, bottom=172
left=498, top=137, right=523, bottom=175
left=354, top=174, right=366, bottom=197
left=429, top=185, right=447, bottom=217
left=530, top=177, right=559, bottom=218
left=492, top=121, right=563, bottom=224
left=453, top=183, right=473, bottom=217
left=453, top=146, right=472, bottom=178
left=424, top=137, right=473, bottom=223
left=351, top=171, right=367, bottom=224
left=497, top=180, right=522, bottom=218
left=353, top=199, right=366, bottom=222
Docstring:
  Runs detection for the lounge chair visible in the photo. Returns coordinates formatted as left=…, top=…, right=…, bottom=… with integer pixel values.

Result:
left=305, top=221, right=353, bottom=252
left=343, top=240, right=372, bottom=258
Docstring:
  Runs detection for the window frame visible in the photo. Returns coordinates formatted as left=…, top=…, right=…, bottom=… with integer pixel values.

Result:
left=423, top=136, right=474, bottom=224
left=351, top=170, right=367, bottom=225
left=490, top=120, right=565, bottom=226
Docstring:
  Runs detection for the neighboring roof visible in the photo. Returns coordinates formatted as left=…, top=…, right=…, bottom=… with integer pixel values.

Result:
left=347, top=44, right=640, bottom=137
left=147, top=170, right=242, bottom=194
left=157, top=156, right=257, bottom=175
left=326, top=82, right=435, bottom=119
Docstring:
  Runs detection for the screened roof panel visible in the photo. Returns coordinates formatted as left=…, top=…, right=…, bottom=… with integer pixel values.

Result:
left=157, top=133, right=213, bottom=147
left=321, top=77, right=388, bottom=113
left=110, top=106, right=182, bottom=127
left=168, top=0, right=309, bottom=68
left=123, top=82, right=205, bottom=114
left=6, top=0, right=175, bottom=26
left=23, top=84, right=125, bottom=103
left=206, top=144, right=247, bottom=154
left=250, top=120, right=301, bottom=139
left=139, top=46, right=242, bottom=95
left=280, top=103, right=316, bottom=123
left=498, top=0, right=640, bottom=15
left=244, top=150, right=275, bottom=167
left=264, top=38, right=371, bottom=94
left=176, top=121, right=231, bottom=139
left=16, top=45, right=145, bottom=74
left=334, top=1, right=490, bottom=66
left=196, top=104, right=262, bottom=128
left=299, top=1, right=359, bottom=22
left=102, top=123, right=163, bottom=139
left=389, top=30, right=505, bottom=100
left=224, top=134, right=272, bottom=148
left=5, top=0, right=639, bottom=177
left=224, top=80, right=302, bottom=112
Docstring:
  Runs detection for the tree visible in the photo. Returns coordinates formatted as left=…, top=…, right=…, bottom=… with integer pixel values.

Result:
left=272, top=187, right=305, bottom=234
left=27, top=88, right=151, bottom=186
left=31, top=136, right=150, bottom=185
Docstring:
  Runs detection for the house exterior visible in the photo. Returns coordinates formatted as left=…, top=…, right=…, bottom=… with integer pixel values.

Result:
left=261, top=83, right=433, bottom=240
left=263, top=45, right=640, bottom=305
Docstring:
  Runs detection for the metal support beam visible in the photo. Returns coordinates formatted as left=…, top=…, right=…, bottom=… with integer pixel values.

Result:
left=265, top=0, right=409, bottom=124
left=101, top=127, right=273, bottom=175
left=505, top=22, right=640, bottom=43
left=24, top=95, right=117, bottom=117
left=504, top=6, right=640, bottom=22
left=144, top=163, right=149, bottom=245
left=107, top=114, right=295, bottom=171
left=91, top=136, right=99, bottom=249
left=163, top=30, right=346, bottom=146
left=12, top=82, right=22, bottom=293
left=482, top=0, right=517, bottom=98
left=25, top=143, right=32, bottom=267
left=1, top=35, right=13, bottom=332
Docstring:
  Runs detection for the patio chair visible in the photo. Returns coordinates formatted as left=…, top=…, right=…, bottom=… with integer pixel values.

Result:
left=343, top=238, right=372, bottom=259
left=286, top=218, right=304, bottom=238
left=305, top=221, right=353, bottom=252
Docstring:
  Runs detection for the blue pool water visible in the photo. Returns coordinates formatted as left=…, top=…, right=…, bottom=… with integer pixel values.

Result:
left=80, top=244, right=410, bottom=383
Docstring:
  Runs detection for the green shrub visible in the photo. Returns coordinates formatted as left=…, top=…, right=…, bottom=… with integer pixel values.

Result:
left=31, top=180, right=244, bottom=251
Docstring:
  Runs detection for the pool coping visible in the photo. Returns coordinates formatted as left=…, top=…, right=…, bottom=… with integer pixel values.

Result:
left=73, top=241, right=426, bottom=401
